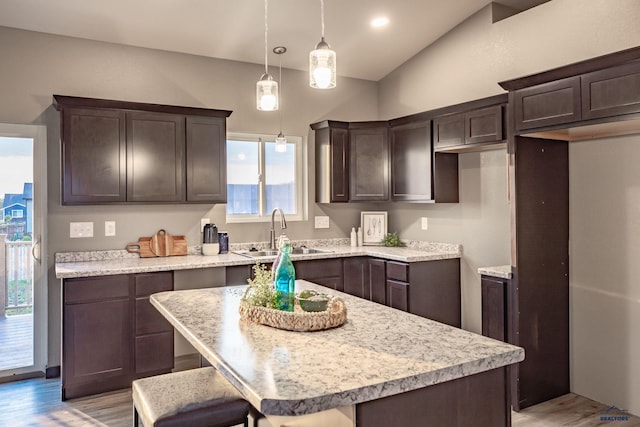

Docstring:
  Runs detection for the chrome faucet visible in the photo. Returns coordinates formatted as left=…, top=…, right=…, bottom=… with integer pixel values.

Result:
left=270, top=208, right=287, bottom=250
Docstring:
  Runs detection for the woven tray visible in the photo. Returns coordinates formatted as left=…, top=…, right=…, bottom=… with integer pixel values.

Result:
left=238, top=297, right=347, bottom=332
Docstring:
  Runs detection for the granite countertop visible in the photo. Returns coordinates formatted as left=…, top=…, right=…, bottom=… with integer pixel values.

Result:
left=55, top=239, right=462, bottom=279
left=150, top=281, right=524, bottom=416
left=477, top=265, right=512, bottom=279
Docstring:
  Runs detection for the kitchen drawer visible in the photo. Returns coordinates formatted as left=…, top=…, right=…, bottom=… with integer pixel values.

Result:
left=134, top=271, right=173, bottom=297
left=135, top=298, right=173, bottom=335
left=64, top=275, right=130, bottom=304
left=386, top=261, right=409, bottom=282
left=135, top=332, right=174, bottom=375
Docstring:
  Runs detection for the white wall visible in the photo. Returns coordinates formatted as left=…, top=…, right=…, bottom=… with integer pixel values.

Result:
left=570, top=135, right=640, bottom=415
left=378, top=0, right=640, bottom=415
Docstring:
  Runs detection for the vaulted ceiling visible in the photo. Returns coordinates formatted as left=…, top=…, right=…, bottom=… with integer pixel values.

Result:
left=0, top=0, right=549, bottom=81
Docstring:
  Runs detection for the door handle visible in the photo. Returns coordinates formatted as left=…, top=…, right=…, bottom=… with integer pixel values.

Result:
left=32, top=237, right=41, bottom=264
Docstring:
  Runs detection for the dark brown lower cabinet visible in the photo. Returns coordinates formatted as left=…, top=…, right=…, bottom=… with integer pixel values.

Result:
left=225, top=256, right=461, bottom=328
left=62, top=272, right=174, bottom=399
left=294, top=258, right=344, bottom=291
left=344, top=257, right=461, bottom=328
left=481, top=275, right=510, bottom=342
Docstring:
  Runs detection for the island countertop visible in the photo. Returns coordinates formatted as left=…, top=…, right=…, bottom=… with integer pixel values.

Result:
left=150, top=281, right=524, bottom=417
left=55, top=241, right=462, bottom=279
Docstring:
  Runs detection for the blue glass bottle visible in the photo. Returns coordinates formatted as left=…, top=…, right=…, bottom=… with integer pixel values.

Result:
left=275, top=237, right=295, bottom=311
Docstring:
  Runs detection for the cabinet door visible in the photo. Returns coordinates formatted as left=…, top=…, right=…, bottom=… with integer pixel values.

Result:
left=582, top=61, right=640, bottom=120
left=61, top=108, right=126, bottom=204
left=514, top=76, right=581, bottom=131
left=465, top=105, right=503, bottom=144
left=134, top=272, right=174, bottom=376
left=63, top=276, right=132, bottom=400
left=433, top=113, right=464, bottom=149
left=386, top=280, right=409, bottom=312
left=295, top=259, right=344, bottom=292
left=343, top=257, right=369, bottom=299
left=315, top=125, right=349, bottom=203
left=349, top=127, right=389, bottom=201
left=390, top=121, right=432, bottom=202
left=368, top=258, right=387, bottom=305
left=481, top=276, right=507, bottom=341
left=127, top=112, right=185, bottom=202
left=186, top=116, right=227, bottom=203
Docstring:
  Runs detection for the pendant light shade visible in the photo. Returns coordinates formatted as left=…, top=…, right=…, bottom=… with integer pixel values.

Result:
left=275, top=131, right=287, bottom=152
left=257, top=0, right=278, bottom=111
left=257, top=73, right=278, bottom=111
left=310, top=0, right=336, bottom=89
left=310, top=37, right=336, bottom=89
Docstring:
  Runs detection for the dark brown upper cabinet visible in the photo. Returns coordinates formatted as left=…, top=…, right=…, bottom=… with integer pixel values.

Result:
left=433, top=104, right=505, bottom=151
left=60, top=107, right=127, bottom=204
left=390, top=120, right=432, bottom=202
left=512, top=76, right=582, bottom=131
left=126, top=111, right=185, bottom=203
left=582, top=61, right=640, bottom=121
left=186, top=116, right=227, bottom=203
left=500, top=46, right=640, bottom=141
left=312, top=121, right=349, bottom=203
left=54, top=95, right=231, bottom=205
left=349, top=123, right=389, bottom=202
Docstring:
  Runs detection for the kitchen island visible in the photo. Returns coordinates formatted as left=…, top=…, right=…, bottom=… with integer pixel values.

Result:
left=150, top=281, right=524, bottom=427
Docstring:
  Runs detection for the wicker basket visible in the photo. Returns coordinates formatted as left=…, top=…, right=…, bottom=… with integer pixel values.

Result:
left=238, top=297, right=347, bottom=332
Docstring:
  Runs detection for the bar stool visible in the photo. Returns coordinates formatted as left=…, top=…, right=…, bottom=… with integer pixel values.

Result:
left=132, top=367, right=257, bottom=427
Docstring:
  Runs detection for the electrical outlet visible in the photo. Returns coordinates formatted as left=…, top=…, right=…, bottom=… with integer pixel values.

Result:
left=105, top=221, right=116, bottom=237
left=421, top=217, right=428, bottom=230
left=314, top=216, right=330, bottom=229
left=70, top=222, right=94, bottom=238
left=201, top=218, right=211, bottom=231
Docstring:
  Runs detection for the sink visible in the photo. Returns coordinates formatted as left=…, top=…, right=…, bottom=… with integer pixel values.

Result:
left=235, top=247, right=332, bottom=258
left=291, top=247, right=332, bottom=255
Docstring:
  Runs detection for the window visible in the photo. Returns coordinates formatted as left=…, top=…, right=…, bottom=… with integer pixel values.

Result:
left=11, top=209, right=24, bottom=218
left=226, top=132, right=305, bottom=222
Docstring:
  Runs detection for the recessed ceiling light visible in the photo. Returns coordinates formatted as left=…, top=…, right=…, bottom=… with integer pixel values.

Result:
left=371, top=16, right=389, bottom=28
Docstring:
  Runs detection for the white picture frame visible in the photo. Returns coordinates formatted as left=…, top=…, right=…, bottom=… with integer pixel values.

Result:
left=360, top=211, right=388, bottom=245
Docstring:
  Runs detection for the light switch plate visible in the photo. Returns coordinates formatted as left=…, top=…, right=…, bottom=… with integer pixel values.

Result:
left=105, top=221, right=116, bottom=237
left=421, top=217, right=428, bottom=230
left=314, top=216, right=330, bottom=229
left=70, top=222, right=94, bottom=238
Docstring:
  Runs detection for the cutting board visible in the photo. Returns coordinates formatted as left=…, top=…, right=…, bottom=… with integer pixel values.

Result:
left=126, top=230, right=188, bottom=257
left=125, top=237, right=156, bottom=258
left=150, top=229, right=188, bottom=257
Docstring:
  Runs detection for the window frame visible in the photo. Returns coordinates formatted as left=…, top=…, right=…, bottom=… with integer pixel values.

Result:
left=226, top=132, right=307, bottom=223
left=11, top=209, right=24, bottom=218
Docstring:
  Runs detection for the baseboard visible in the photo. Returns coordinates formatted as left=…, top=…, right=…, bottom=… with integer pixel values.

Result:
left=0, top=371, right=44, bottom=384
left=45, top=365, right=61, bottom=379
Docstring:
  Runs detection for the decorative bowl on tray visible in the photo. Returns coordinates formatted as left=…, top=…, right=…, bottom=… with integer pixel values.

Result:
left=296, top=289, right=331, bottom=312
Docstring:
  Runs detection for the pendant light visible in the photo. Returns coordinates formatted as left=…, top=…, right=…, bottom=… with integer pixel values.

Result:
left=257, top=0, right=278, bottom=111
left=309, top=0, right=336, bottom=89
left=274, top=46, right=287, bottom=153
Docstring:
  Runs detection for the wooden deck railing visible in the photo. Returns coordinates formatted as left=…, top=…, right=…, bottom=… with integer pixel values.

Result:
left=0, top=235, right=33, bottom=316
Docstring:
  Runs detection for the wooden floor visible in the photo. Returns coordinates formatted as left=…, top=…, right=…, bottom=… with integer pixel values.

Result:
left=0, top=313, right=33, bottom=371
left=0, top=366, right=638, bottom=426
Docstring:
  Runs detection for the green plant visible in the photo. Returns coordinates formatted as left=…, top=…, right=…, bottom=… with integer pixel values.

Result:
left=381, top=232, right=406, bottom=247
left=241, top=262, right=279, bottom=309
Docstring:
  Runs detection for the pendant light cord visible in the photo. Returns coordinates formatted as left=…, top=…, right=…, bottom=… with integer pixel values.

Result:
left=264, top=0, right=269, bottom=74
left=320, top=0, right=325, bottom=38
left=278, top=54, right=283, bottom=131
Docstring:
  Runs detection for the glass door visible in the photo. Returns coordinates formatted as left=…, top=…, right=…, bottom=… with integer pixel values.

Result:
left=0, top=124, right=47, bottom=380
